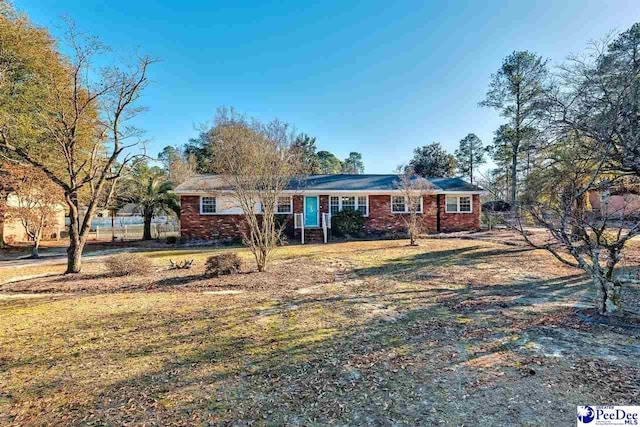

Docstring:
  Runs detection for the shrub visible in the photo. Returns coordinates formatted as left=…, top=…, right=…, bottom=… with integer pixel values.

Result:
left=205, top=253, right=243, bottom=277
left=166, top=236, right=177, bottom=244
left=331, top=209, right=365, bottom=237
left=104, top=253, right=153, bottom=276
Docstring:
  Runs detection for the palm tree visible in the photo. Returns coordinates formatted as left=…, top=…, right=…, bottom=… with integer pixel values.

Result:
left=123, top=163, right=180, bottom=240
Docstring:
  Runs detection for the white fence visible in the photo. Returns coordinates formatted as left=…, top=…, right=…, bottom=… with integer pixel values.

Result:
left=95, top=222, right=179, bottom=241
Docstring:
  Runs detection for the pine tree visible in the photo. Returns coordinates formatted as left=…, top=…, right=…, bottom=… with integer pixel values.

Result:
left=454, top=133, right=485, bottom=184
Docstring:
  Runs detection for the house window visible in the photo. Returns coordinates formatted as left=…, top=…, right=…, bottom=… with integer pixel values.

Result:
left=357, top=196, right=368, bottom=215
left=391, top=196, right=423, bottom=213
left=200, top=196, right=216, bottom=214
left=276, top=196, right=292, bottom=214
left=341, top=196, right=356, bottom=211
left=445, top=195, right=472, bottom=213
left=391, top=196, right=406, bottom=213
left=459, top=196, right=471, bottom=212
left=329, top=195, right=369, bottom=216
left=330, top=196, right=340, bottom=214
left=410, top=197, right=423, bottom=213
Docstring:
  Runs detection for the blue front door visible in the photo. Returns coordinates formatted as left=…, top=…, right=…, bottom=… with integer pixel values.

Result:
left=304, top=196, right=319, bottom=227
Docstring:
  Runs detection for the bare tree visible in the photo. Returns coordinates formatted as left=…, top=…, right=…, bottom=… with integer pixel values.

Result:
left=211, top=108, right=303, bottom=272
left=550, top=26, right=640, bottom=178
left=485, top=24, right=640, bottom=317
left=396, top=166, right=433, bottom=246
left=0, top=164, right=64, bottom=257
left=158, top=145, right=197, bottom=185
left=507, top=136, right=639, bottom=316
left=0, top=21, right=153, bottom=272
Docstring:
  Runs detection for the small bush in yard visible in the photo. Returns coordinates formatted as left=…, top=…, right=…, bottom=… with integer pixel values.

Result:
left=104, top=253, right=153, bottom=276
left=331, top=209, right=365, bottom=237
left=205, top=253, right=243, bottom=277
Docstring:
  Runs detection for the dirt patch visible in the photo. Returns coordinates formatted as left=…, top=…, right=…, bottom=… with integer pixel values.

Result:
left=202, top=290, right=245, bottom=295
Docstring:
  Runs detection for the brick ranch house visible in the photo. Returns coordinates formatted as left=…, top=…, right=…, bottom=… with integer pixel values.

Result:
left=174, top=174, right=483, bottom=242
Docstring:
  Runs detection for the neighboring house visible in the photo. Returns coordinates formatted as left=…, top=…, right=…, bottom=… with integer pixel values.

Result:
left=1, top=193, right=66, bottom=243
left=588, top=189, right=640, bottom=219
left=174, top=174, right=483, bottom=242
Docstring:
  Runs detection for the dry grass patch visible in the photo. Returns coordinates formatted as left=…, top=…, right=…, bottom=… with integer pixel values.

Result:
left=1, top=238, right=639, bottom=425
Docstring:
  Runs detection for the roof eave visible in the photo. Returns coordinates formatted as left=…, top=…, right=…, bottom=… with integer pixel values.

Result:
left=174, top=189, right=485, bottom=195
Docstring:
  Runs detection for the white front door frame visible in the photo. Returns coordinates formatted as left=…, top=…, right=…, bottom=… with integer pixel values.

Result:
left=303, top=195, right=320, bottom=228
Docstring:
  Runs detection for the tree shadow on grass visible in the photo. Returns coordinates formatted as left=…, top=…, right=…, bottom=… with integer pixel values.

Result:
left=6, top=266, right=638, bottom=426
left=6, top=243, right=638, bottom=425
left=349, top=245, right=536, bottom=277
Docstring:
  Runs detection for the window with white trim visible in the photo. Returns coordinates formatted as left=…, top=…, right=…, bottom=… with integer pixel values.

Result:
left=330, top=196, right=340, bottom=214
left=391, top=196, right=406, bottom=213
left=200, top=196, right=216, bottom=214
left=341, top=196, right=356, bottom=211
left=391, top=196, right=422, bottom=213
left=445, top=195, right=472, bottom=213
left=357, top=196, right=367, bottom=215
left=328, top=195, right=369, bottom=216
left=276, top=196, right=292, bottom=214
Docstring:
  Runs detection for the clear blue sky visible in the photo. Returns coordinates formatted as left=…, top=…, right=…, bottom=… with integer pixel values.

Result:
left=15, top=0, right=640, bottom=173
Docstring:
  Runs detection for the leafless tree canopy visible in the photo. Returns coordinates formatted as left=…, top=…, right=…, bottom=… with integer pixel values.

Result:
left=495, top=26, right=640, bottom=316
left=0, top=164, right=64, bottom=258
left=396, top=166, right=433, bottom=246
left=0, top=17, right=154, bottom=272
left=210, top=108, right=303, bottom=272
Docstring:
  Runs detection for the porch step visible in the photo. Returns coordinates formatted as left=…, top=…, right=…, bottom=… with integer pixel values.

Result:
left=294, top=228, right=326, bottom=243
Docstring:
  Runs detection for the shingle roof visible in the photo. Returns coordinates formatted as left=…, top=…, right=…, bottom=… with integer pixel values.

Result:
left=174, top=174, right=484, bottom=193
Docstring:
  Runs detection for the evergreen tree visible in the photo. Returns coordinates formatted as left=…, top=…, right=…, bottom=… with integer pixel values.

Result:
left=454, top=133, right=485, bottom=184
left=317, top=151, right=343, bottom=174
left=409, top=143, right=456, bottom=178
left=342, top=152, right=365, bottom=174
left=480, top=51, right=549, bottom=204
left=292, top=133, right=321, bottom=174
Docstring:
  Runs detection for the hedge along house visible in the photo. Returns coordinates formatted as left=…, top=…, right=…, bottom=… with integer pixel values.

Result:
left=174, top=174, right=484, bottom=243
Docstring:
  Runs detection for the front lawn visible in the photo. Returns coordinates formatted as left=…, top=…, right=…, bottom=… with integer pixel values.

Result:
left=1, top=239, right=639, bottom=426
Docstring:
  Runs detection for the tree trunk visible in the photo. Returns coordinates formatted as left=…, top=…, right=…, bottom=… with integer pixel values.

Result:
left=256, top=246, right=267, bottom=272
left=0, top=191, right=7, bottom=249
left=66, top=239, right=84, bottom=273
left=256, top=255, right=266, bottom=272
left=470, top=148, right=474, bottom=184
left=31, top=235, right=41, bottom=258
left=595, top=277, right=622, bottom=315
left=111, top=211, right=116, bottom=242
left=572, top=195, right=586, bottom=239
left=65, top=191, right=84, bottom=274
left=510, top=144, right=518, bottom=206
left=512, top=87, right=521, bottom=208
left=143, top=210, right=153, bottom=240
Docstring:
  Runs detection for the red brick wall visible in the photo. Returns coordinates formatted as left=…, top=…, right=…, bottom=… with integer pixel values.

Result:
left=438, top=194, right=481, bottom=232
left=364, top=195, right=438, bottom=234
left=180, top=195, right=301, bottom=240
left=179, top=195, right=248, bottom=240
left=180, top=193, right=480, bottom=240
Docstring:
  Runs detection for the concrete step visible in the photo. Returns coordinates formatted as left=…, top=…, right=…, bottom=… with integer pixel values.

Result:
left=294, top=228, right=326, bottom=243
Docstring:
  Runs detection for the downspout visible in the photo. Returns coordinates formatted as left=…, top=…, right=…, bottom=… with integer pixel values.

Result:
left=436, top=194, right=441, bottom=233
